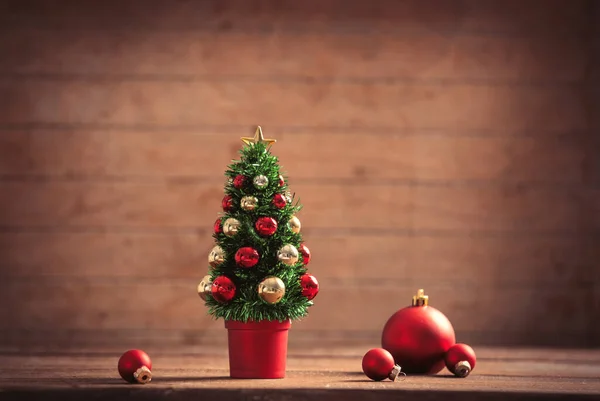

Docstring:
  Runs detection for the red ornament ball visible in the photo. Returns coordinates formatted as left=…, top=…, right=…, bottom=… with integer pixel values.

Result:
left=213, top=218, right=222, bottom=234
left=362, top=348, right=400, bottom=381
left=211, top=276, right=236, bottom=303
left=445, top=343, right=476, bottom=377
left=235, top=247, right=260, bottom=268
left=233, top=175, right=246, bottom=189
left=272, top=193, right=287, bottom=209
left=382, top=301, right=455, bottom=374
left=278, top=175, right=285, bottom=186
left=222, top=195, right=233, bottom=212
left=298, top=243, right=311, bottom=265
left=255, top=216, right=278, bottom=236
left=300, top=273, right=319, bottom=300
left=118, top=349, right=152, bottom=384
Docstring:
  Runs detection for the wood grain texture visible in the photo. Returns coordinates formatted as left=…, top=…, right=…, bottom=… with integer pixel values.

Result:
left=0, top=0, right=596, bottom=348
left=0, top=233, right=590, bottom=284
left=0, top=181, right=587, bottom=231
left=0, top=0, right=589, bottom=34
left=587, top=1, right=600, bottom=339
left=0, top=80, right=586, bottom=129
left=0, top=32, right=587, bottom=83
left=0, top=279, right=591, bottom=340
left=0, top=347, right=599, bottom=401
left=0, top=131, right=588, bottom=183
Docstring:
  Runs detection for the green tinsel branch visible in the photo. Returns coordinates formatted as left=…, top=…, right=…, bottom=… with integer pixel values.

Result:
left=204, top=141, right=314, bottom=323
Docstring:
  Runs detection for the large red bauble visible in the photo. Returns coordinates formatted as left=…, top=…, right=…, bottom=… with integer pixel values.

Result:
left=361, top=348, right=400, bottom=381
left=235, top=247, right=259, bottom=268
left=272, top=193, right=287, bottom=209
left=222, top=195, right=233, bottom=212
left=300, top=273, right=319, bottom=300
left=233, top=175, right=246, bottom=189
left=382, top=305, right=455, bottom=374
left=118, top=349, right=152, bottom=384
left=255, top=217, right=278, bottom=236
left=298, top=243, right=311, bottom=265
left=214, top=218, right=222, bottom=234
left=212, top=276, right=236, bottom=303
left=445, top=343, right=476, bottom=377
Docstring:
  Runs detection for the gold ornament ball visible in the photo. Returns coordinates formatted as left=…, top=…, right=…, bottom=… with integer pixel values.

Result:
left=240, top=196, right=259, bottom=211
left=223, top=217, right=241, bottom=237
left=197, top=275, right=212, bottom=300
left=288, top=216, right=301, bottom=233
left=253, top=175, right=269, bottom=189
left=277, top=244, right=299, bottom=265
left=208, top=245, right=225, bottom=268
left=258, top=276, right=286, bottom=304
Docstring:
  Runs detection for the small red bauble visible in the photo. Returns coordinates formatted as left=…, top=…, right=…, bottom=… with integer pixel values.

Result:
left=278, top=175, right=285, bottom=186
left=214, top=218, right=222, bottom=234
left=222, top=195, right=233, bottom=212
left=300, top=273, right=319, bottom=300
left=272, top=193, right=287, bottom=209
left=445, top=343, right=476, bottom=378
left=212, top=276, right=236, bottom=303
left=362, top=348, right=402, bottom=381
left=381, top=289, right=456, bottom=374
left=118, top=349, right=152, bottom=384
left=298, top=243, right=311, bottom=265
left=235, top=247, right=260, bottom=268
left=233, top=175, right=246, bottom=189
left=255, top=216, right=278, bottom=236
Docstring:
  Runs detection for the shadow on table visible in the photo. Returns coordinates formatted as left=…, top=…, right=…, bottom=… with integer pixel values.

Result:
left=72, top=376, right=232, bottom=386
left=342, top=371, right=458, bottom=382
left=153, top=376, right=232, bottom=383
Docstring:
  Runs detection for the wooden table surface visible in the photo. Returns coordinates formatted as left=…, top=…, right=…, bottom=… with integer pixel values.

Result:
left=1, top=346, right=599, bottom=401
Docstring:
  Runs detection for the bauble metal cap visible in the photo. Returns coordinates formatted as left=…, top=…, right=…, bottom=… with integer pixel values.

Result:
left=412, top=288, right=429, bottom=306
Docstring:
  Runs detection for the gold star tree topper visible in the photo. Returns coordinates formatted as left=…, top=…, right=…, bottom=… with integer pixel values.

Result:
left=241, top=126, right=276, bottom=148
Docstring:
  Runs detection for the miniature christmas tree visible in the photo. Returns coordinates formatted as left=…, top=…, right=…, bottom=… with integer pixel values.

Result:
left=198, top=126, right=319, bottom=323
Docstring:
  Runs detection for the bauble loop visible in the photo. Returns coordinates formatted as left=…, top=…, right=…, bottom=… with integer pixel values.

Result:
left=455, top=361, right=472, bottom=378
left=208, top=245, right=225, bottom=268
left=253, top=175, right=269, bottom=189
left=133, top=366, right=152, bottom=384
left=258, top=276, right=286, bottom=304
left=240, top=196, right=259, bottom=211
left=223, top=217, right=241, bottom=237
left=288, top=216, right=301, bottom=233
left=277, top=244, right=299, bottom=265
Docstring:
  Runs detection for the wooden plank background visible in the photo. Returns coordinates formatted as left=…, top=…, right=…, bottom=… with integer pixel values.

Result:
left=588, top=0, right=600, bottom=343
left=0, top=0, right=598, bottom=350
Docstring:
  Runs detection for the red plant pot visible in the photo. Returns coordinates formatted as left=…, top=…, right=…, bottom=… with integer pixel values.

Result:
left=225, top=319, right=291, bottom=379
